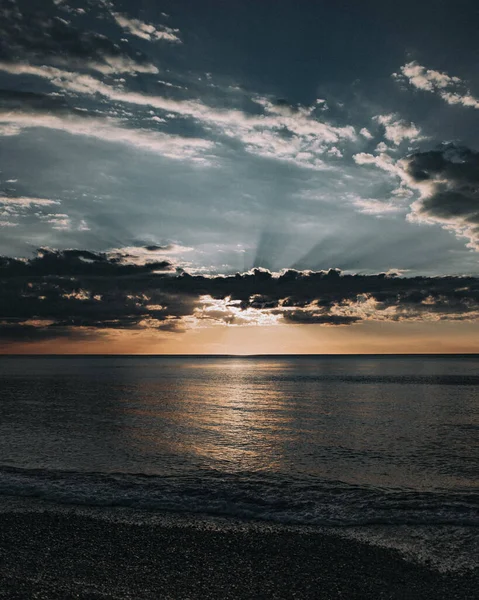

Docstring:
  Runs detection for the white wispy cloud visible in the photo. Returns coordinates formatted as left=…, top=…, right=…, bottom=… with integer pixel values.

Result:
left=375, top=142, right=389, bottom=153
left=394, top=61, right=479, bottom=110
left=352, top=150, right=428, bottom=215
left=0, top=124, right=21, bottom=136
left=395, top=61, right=460, bottom=91
left=0, top=196, right=62, bottom=227
left=0, top=109, right=214, bottom=160
left=85, top=55, right=159, bottom=75
left=353, top=151, right=403, bottom=178
left=0, top=56, right=157, bottom=78
left=353, top=151, right=430, bottom=200
left=349, top=196, right=403, bottom=215
left=0, top=62, right=356, bottom=170
left=42, top=214, right=71, bottom=230
left=38, top=214, right=92, bottom=232
left=0, top=196, right=60, bottom=207
left=374, top=114, right=423, bottom=145
left=112, top=12, right=181, bottom=43
left=439, top=91, right=479, bottom=110
left=359, top=127, right=373, bottom=140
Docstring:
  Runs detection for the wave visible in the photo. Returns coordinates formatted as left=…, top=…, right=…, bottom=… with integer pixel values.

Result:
left=0, top=465, right=477, bottom=528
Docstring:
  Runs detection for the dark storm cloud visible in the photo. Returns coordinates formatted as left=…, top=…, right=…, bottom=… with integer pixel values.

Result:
left=281, top=312, right=360, bottom=326
left=3, top=249, right=479, bottom=342
left=0, top=248, right=172, bottom=276
left=404, top=144, right=479, bottom=249
left=405, top=145, right=479, bottom=186
left=0, top=249, right=192, bottom=341
left=143, top=244, right=177, bottom=252
left=0, top=0, right=157, bottom=74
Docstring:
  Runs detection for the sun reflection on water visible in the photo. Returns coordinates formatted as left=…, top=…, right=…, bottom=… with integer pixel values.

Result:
left=185, top=363, right=291, bottom=471
left=119, top=359, right=293, bottom=473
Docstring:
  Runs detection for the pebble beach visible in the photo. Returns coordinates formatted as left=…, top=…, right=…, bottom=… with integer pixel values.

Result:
left=0, top=510, right=477, bottom=599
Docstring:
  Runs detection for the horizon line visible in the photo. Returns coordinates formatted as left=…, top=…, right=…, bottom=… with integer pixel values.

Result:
left=1, top=353, right=479, bottom=358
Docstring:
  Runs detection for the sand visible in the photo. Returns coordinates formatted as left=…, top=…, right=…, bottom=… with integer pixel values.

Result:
left=0, top=510, right=477, bottom=599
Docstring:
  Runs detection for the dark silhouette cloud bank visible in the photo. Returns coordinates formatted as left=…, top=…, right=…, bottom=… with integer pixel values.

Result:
left=2, top=248, right=479, bottom=343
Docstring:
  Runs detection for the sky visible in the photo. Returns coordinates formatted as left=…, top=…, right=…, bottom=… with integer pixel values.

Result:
left=1, top=0, right=479, bottom=353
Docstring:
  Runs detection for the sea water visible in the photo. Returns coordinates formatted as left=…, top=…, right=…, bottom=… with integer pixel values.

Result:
left=0, top=355, right=477, bottom=571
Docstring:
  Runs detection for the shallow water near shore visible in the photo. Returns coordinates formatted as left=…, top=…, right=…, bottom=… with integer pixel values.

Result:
left=0, top=355, right=478, bottom=573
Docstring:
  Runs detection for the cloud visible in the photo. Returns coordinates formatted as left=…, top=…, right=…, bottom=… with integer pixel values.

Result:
left=403, top=144, right=479, bottom=249
left=0, top=108, right=214, bottom=160
left=349, top=196, right=403, bottom=215
left=192, top=296, right=281, bottom=327
left=44, top=216, right=90, bottom=233
left=395, top=61, right=460, bottom=92
left=374, top=114, right=423, bottom=145
left=0, top=88, right=75, bottom=113
left=41, top=214, right=72, bottom=230
left=3, top=248, right=479, bottom=342
left=0, top=63, right=157, bottom=98
left=107, top=244, right=194, bottom=268
left=353, top=151, right=403, bottom=178
left=354, top=142, right=479, bottom=251
left=0, top=1, right=158, bottom=75
left=0, top=194, right=93, bottom=232
left=359, top=127, right=373, bottom=140
left=0, top=196, right=59, bottom=207
left=0, top=61, right=356, bottom=169
left=0, top=247, right=174, bottom=277
left=0, top=124, right=21, bottom=136
left=394, top=61, right=479, bottom=110
left=111, top=13, right=181, bottom=43
left=375, top=142, right=389, bottom=153
left=281, top=311, right=360, bottom=325
left=0, top=195, right=61, bottom=225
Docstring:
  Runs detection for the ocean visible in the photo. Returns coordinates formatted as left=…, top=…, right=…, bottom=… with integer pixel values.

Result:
left=0, top=355, right=478, bottom=573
